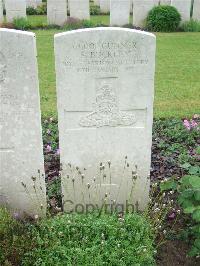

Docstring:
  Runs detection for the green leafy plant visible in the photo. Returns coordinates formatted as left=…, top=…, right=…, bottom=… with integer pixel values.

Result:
left=146, top=5, right=181, bottom=32
left=90, top=5, right=101, bottom=15
left=13, top=17, right=31, bottom=30
left=26, top=6, right=37, bottom=15
left=160, top=171, right=200, bottom=257
left=181, top=19, right=200, bottom=32
left=22, top=212, right=155, bottom=265
left=0, top=208, right=32, bottom=265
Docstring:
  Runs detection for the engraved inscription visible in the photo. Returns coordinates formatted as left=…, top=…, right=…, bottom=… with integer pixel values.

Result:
left=79, top=78, right=136, bottom=128
left=63, top=40, right=148, bottom=74
left=0, top=52, right=7, bottom=83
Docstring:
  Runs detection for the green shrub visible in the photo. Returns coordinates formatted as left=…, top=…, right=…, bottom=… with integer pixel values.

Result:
left=0, top=208, right=32, bottom=265
left=181, top=19, right=200, bottom=32
left=13, top=17, right=31, bottom=30
left=146, top=5, right=181, bottom=32
left=160, top=167, right=200, bottom=257
left=90, top=5, right=101, bottom=15
left=22, top=213, right=155, bottom=265
left=36, top=4, right=47, bottom=15
left=26, top=6, right=37, bottom=15
left=26, top=3, right=47, bottom=16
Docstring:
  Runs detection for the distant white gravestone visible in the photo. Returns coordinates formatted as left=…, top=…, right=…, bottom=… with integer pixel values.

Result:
left=26, top=0, right=42, bottom=7
left=0, top=29, right=46, bottom=217
left=193, top=0, right=200, bottom=20
left=133, top=0, right=158, bottom=28
left=47, top=0, right=67, bottom=26
left=94, top=0, right=100, bottom=5
left=100, top=0, right=110, bottom=13
left=55, top=28, right=156, bottom=212
left=160, top=0, right=171, bottom=4
left=0, top=0, right=3, bottom=23
left=5, top=0, right=26, bottom=22
left=171, top=0, right=191, bottom=22
left=110, top=0, right=130, bottom=26
left=70, top=0, right=90, bottom=20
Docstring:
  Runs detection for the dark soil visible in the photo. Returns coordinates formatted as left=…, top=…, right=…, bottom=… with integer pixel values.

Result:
left=157, top=240, right=200, bottom=266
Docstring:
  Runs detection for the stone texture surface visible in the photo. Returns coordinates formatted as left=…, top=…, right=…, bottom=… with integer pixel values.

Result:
left=0, top=29, right=46, bottom=217
left=69, top=0, right=90, bottom=20
left=171, top=0, right=191, bottom=22
left=133, top=0, right=158, bottom=27
left=160, top=0, right=171, bottom=4
left=100, top=0, right=110, bottom=13
left=110, top=0, right=130, bottom=26
left=193, top=0, right=200, bottom=20
left=47, top=0, right=67, bottom=26
left=0, top=0, right=3, bottom=23
left=5, top=0, right=26, bottom=22
left=94, top=0, right=100, bottom=5
left=26, top=0, right=42, bottom=8
left=55, top=28, right=156, bottom=212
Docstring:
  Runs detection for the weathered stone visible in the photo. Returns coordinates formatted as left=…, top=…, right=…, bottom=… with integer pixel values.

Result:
left=47, top=0, right=67, bottom=26
left=26, top=0, right=42, bottom=8
left=69, top=0, right=90, bottom=20
left=193, top=0, right=200, bottom=20
left=0, top=29, right=46, bottom=218
left=160, top=0, right=171, bottom=4
left=94, top=0, right=100, bottom=5
left=110, top=0, right=130, bottom=26
left=99, top=0, right=110, bottom=13
left=55, top=28, right=156, bottom=212
left=0, top=0, right=3, bottom=23
left=5, top=0, right=26, bottom=23
left=133, top=0, right=158, bottom=28
left=171, top=0, right=191, bottom=22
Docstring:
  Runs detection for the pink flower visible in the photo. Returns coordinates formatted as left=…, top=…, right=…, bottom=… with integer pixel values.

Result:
left=46, top=145, right=52, bottom=152
left=191, top=120, right=198, bottom=128
left=168, top=212, right=176, bottom=220
left=56, top=149, right=60, bottom=155
left=183, top=119, right=191, bottom=130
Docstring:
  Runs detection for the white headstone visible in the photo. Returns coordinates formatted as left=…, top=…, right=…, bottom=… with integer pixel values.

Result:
left=160, top=0, right=171, bottom=4
left=94, top=0, right=100, bottom=5
left=100, top=0, right=110, bottom=13
left=193, top=0, right=200, bottom=20
left=0, top=29, right=46, bottom=218
left=26, top=0, right=37, bottom=8
left=70, top=0, right=90, bottom=20
left=171, top=0, right=191, bottom=22
left=26, top=0, right=42, bottom=8
left=133, top=0, right=158, bottom=28
left=55, top=28, right=156, bottom=212
left=5, top=0, right=26, bottom=23
left=0, top=0, right=3, bottom=23
left=47, top=0, right=67, bottom=26
left=110, top=0, right=130, bottom=26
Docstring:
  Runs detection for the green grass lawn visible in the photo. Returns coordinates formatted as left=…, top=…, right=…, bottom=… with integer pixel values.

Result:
left=28, top=16, right=200, bottom=118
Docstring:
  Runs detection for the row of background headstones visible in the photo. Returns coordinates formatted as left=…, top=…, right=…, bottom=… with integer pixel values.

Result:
left=0, top=26, right=156, bottom=217
left=0, top=0, right=200, bottom=26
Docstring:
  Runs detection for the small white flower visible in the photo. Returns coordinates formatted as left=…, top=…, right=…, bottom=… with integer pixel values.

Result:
left=34, top=214, right=39, bottom=220
left=154, top=207, right=160, bottom=213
